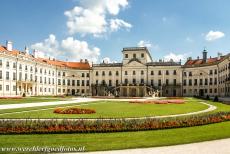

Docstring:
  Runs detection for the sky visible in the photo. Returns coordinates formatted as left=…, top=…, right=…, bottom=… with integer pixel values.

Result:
left=0, top=0, right=230, bottom=64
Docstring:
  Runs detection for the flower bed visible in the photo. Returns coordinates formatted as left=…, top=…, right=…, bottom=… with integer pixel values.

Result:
left=0, top=96, right=22, bottom=99
left=166, top=97, right=184, bottom=99
left=53, top=107, right=96, bottom=114
left=129, top=99, right=185, bottom=104
left=1, top=112, right=230, bottom=134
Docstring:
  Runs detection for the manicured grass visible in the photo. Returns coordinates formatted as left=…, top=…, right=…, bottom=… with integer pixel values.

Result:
left=0, top=99, right=208, bottom=118
left=1, top=121, right=230, bottom=152
left=0, top=97, right=69, bottom=105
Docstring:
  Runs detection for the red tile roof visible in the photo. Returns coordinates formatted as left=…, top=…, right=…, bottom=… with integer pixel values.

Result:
left=184, top=57, right=224, bottom=66
left=0, top=45, right=90, bottom=70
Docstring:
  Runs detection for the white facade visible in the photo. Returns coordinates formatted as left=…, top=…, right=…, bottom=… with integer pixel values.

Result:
left=0, top=44, right=229, bottom=97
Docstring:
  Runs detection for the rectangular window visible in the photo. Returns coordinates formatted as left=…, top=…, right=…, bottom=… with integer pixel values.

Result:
left=158, top=79, right=161, bottom=86
left=194, top=79, right=197, bottom=85
left=166, top=70, right=169, bottom=75
left=30, top=74, right=33, bottom=81
left=13, top=85, right=16, bottom=91
left=13, top=63, right=16, bottom=68
left=13, top=72, right=16, bottom=80
left=125, top=54, right=128, bottom=58
left=116, top=80, right=119, bottom=86
left=189, top=79, right=192, bottom=86
left=6, top=85, right=9, bottom=91
left=141, top=70, right=144, bottom=75
left=166, top=79, right=169, bottom=85
left=125, top=79, right=128, bottom=84
left=72, top=80, right=75, bottom=86
left=173, top=70, right=177, bottom=75
left=25, top=74, right=27, bottom=81
left=82, top=80, right=85, bottom=86
left=0, top=71, right=2, bottom=79
left=133, top=54, right=136, bottom=58
left=174, top=79, right=176, bottom=85
left=109, top=80, right=112, bottom=86
left=6, top=72, right=9, bottom=80
left=209, top=70, right=213, bottom=75
left=205, top=79, right=208, bottom=85
left=151, top=71, right=154, bottom=75
left=6, top=61, right=9, bottom=68
left=158, top=70, right=161, bottom=75
left=183, top=80, right=187, bottom=86
left=40, top=77, right=43, bottom=83
left=200, top=79, right=203, bottom=85
left=19, top=72, right=22, bottom=81
left=86, top=80, right=90, bottom=86
left=141, top=53, right=144, bottom=58
left=151, top=79, right=154, bottom=86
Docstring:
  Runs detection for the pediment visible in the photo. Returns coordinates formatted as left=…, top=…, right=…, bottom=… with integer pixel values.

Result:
left=124, top=59, right=146, bottom=67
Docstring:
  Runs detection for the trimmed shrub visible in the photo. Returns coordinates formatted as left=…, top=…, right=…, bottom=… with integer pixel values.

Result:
left=54, top=107, right=96, bottom=114
left=1, top=112, right=230, bottom=134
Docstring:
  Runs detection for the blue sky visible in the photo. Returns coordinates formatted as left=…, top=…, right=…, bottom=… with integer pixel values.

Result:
left=0, top=0, right=229, bottom=63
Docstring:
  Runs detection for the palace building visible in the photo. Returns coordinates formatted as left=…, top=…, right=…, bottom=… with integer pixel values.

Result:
left=0, top=41, right=229, bottom=97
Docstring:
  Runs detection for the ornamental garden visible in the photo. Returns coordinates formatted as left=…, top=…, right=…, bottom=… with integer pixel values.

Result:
left=0, top=96, right=230, bottom=152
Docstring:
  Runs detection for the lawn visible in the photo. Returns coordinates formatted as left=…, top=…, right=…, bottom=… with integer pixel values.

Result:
left=0, top=121, right=230, bottom=152
left=1, top=97, right=230, bottom=153
left=0, top=99, right=208, bottom=118
left=0, top=97, right=70, bottom=105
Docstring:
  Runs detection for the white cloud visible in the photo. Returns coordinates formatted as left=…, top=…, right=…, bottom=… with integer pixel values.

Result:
left=137, top=40, right=152, bottom=48
left=164, top=52, right=188, bottom=62
left=205, top=30, right=225, bottom=41
left=137, top=40, right=160, bottom=50
left=31, top=34, right=60, bottom=58
left=110, top=19, right=132, bottom=32
left=185, top=37, right=194, bottom=43
left=64, top=0, right=131, bottom=36
left=64, top=6, right=107, bottom=36
left=31, top=34, right=100, bottom=63
left=61, top=37, right=100, bottom=62
left=101, top=57, right=117, bottom=63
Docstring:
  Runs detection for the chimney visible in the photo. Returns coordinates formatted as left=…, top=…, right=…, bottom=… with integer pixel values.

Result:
left=202, top=48, right=207, bottom=62
left=217, top=52, right=222, bottom=60
left=85, top=59, right=88, bottom=63
left=25, top=46, right=29, bottom=54
left=197, top=56, right=199, bottom=60
left=188, top=57, right=192, bottom=60
left=80, top=59, right=83, bottom=63
left=6, top=41, right=13, bottom=51
left=33, top=49, right=38, bottom=58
